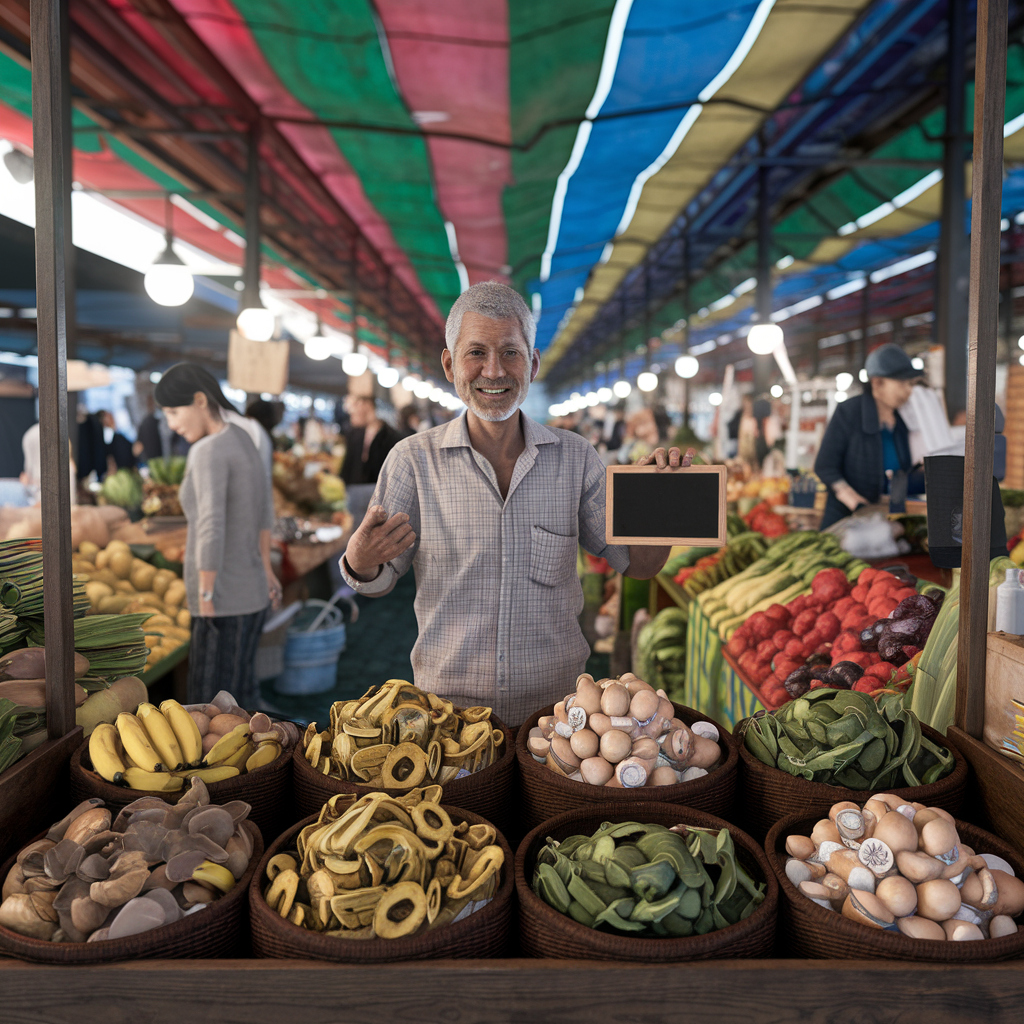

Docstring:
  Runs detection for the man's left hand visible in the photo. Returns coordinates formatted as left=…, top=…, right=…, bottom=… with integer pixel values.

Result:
left=635, top=446, right=696, bottom=470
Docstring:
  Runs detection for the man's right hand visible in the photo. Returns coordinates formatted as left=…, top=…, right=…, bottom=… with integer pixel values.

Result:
left=345, top=505, right=417, bottom=579
left=834, top=482, right=868, bottom=512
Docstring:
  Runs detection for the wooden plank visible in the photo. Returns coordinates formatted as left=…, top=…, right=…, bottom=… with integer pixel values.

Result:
left=949, top=725, right=1024, bottom=854
left=2, top=958, right=1024, bottom=1024
left=31, top=0, right=76, bottom=739
left=0, top=727, right=81, bottom=861
left=956, top=0, right=1008, bottom=738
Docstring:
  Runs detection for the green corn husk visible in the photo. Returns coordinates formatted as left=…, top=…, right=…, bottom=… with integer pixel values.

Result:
left=0, top=538, right=90, bottom=620
left=25, top=614, right=151, bottom=680
left=531, top=822, right=765, bottom=937
left=741, top=688, right=955, bottom=789
left=0, top=698, right=24, bottom=774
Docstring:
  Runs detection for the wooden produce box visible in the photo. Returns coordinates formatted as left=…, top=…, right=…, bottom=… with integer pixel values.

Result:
left=984, top=632, right=1024, bottom=755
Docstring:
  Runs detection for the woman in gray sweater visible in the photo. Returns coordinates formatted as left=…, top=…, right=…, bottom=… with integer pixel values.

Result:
left=155, top=363, right=280, bottom=706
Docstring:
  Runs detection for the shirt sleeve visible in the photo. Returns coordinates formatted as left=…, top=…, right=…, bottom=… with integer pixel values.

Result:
left=191, top=441, right=228, bottom=574
left=578, top=443, right=630, bottom=574
left=339, top=444, right=420, bottom=597
left=814, top=403, right=849, bottom=489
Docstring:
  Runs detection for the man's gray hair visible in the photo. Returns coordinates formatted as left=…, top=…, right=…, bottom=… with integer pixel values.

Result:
left=445, top=281, right=536, bottom=353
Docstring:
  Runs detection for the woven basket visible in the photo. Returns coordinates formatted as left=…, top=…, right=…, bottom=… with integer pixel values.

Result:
left=515, top=802, right=778, bottom=962
left=515, top=703, right=738, bottom=835
left=766, top=812, right=1024, bottom=962
left=69, top=738, right=292, bottom=842
left=735, top=718, right=969, bottom=841
left=291, top=715, right=516, bottom=836
left=0, top=820, right=261, bottom=964
left=250, top=804, right=513, bottom=962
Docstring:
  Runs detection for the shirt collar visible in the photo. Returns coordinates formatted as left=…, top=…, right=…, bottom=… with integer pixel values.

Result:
left=439, top=412, right=561, bottom=451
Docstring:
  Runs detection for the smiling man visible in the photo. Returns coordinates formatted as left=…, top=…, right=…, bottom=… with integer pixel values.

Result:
left=340, top=281, right=691, bottom=727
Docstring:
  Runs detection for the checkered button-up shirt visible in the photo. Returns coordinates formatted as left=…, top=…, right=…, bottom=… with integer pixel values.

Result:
left=339, top=413, right=630, bottom=725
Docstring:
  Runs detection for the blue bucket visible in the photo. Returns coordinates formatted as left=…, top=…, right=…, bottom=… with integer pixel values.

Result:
left=276, top=602, right=347, bottom=695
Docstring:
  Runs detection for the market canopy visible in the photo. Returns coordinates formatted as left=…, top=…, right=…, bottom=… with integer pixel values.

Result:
left=0, top=0, right=1021, bottom=382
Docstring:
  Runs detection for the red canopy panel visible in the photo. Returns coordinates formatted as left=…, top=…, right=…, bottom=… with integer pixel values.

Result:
left=375, top=0, right=512, bottom=286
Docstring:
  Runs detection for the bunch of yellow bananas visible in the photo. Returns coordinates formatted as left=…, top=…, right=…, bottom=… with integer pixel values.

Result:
left=302, top=680, right=503, bottom=789
left=263, top=786, right=504, bottom=939
left=89, top=700, right=284, bottom=793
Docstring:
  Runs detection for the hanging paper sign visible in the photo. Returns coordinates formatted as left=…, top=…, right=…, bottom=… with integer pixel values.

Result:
left=227, top=330, right=289, bottom=396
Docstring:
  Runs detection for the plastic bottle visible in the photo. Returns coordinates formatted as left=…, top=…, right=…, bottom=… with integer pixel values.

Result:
left=996, top=568, right=1024, bottom=635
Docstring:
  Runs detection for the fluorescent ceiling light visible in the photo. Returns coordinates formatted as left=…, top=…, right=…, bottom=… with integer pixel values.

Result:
left=826, top=277, right=867, bottom=301
left=869, top=250, right=936, bottom=284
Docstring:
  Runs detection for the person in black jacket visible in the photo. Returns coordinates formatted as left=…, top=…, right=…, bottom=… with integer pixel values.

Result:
left=341, top=395, right=403, bottom=526
left=814, top=344, right=923, bottom=529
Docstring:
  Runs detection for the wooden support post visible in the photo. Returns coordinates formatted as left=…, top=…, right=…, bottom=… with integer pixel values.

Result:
left=32, top=0, right=76, bottom=739
left=955, top=0, right=1007, bottom=738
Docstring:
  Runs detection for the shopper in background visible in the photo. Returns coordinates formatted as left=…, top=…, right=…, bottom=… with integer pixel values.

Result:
left=154, top=362, right=280, bottom=708
left=101, top=411, right=135, bottom=475
left=20, top=422, right=76, bottom=505
left=341, top=394, right=403, bottom=526
left=815, top=344, right=923, bottom=528
left=398, top=404, right=424, bottom=437
left=245, top=398, right=280, bottom=447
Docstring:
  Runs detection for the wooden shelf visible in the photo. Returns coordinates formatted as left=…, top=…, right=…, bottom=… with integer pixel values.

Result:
left=948, top=726, right=1024, bottom=853
left=1, top=957, right=1024, bottom=1023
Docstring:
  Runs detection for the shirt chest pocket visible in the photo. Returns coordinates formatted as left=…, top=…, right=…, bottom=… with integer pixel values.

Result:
left=529, top=525, right=578, bottom=588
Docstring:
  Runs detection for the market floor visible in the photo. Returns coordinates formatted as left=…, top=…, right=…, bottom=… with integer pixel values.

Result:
left=259, top=570, right=610, bottom=726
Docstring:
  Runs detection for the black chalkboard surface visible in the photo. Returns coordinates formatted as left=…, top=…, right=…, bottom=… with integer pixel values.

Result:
left=605, top=465, right=728, bottom=545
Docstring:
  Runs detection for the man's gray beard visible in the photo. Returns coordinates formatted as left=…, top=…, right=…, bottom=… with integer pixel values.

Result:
left=457, top=379, right=527, bottom=422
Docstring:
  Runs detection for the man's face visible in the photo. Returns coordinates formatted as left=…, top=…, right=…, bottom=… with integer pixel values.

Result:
left=442, top=311, right=540, bottom=423
left=348, top=397, right=375, bottom=428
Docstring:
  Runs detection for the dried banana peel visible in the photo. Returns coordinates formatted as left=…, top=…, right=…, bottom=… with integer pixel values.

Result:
left=262, top=787, right=504, bottom=940
left=300, top=680, right=502, bottom=789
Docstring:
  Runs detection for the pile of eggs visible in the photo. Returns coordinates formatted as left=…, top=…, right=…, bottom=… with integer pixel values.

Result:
left=526, top=673, right=721, bottom=789
left=784, top=793, right=1024, bottom=941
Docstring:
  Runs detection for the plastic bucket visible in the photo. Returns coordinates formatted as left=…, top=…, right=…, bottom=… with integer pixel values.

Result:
left=276, top=602, right=347, bottom=695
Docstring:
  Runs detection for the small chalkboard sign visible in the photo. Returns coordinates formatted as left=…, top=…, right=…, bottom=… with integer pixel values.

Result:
left=605, top=465, right=728, bottom=546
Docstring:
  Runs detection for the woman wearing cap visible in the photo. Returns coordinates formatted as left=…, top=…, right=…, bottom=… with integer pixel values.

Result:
left=154, top=362, right=281, bottom=706
left=814, top=344, right=922, bottom=528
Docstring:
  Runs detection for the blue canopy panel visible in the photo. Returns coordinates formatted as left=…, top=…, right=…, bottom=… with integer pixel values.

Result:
left=531, top=0, right=760, bottom=351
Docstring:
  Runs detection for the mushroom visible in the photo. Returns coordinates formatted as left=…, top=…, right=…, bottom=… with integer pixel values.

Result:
left=70, top=896, right=111, bottom=936
left=187, top=807, right=236, bottom=849
left=106, top=896, right=167, bottom=940
left=0, top=892, right=58, bottom=940
left=89, top=850, right=149, bottom=908
left=164, top=851, right=209, bottom=884
left=46, top=799, right=105, bottom=842
left=17, top=839, right=57, bottom=876
left=138, top=888, right=182, bottom=925
left=142, top=865, right=177, bottom=892
left=2, top=864, right=27, bottom=900
left=224, top=830, right=253, bottom=880
left=64, top=808, right=112, bottom=846
left=76, top=854, right=111, bottom=883
left=122, top=821, right=172, bottom=866
left=180, top=882, right=216, bottom=908
left=43, top=839, right=86, bottom=884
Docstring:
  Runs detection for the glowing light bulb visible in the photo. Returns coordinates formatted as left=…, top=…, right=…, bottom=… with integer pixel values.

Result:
left=612, top=380, right=631, bottom=399
left=747, top=322, right=783, bottom=355
left=377, top=366, right=399, bottom=388
left=304, top=335, right=333, bottom=361
left=708, top=392, right=723, bottom=406
left=637, top=371, right=658, bottom=392
left=236, top=306, right=275, bottom=341
left=675, top=355, right=699, bottom=379
left=342, top=350, right=368, bottom=377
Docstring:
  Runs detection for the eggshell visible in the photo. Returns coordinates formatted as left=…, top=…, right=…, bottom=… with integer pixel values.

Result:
left=915, top=879, right=961, bottom=922
left=588, top=713, right=613, bottom=736
left=942, top=920, right=983, bottom=941
left=989, top=914, right=1019, bottom=938
left=688, top=735, right=720, bottom=769
left=828, top=801, right=861, bottom=823
left=647, top=766, right=679, bottom=787
left=550, top=735, right=581, bottom=770
left=841, top=890, right=894, bottom=929
left=897, top=916, right=946, bottom=941
left=991, top=870, right=1024, bottom=917
left=873, top=811, right=919, bottom=855
left=600, top=729, right=632, bottom=764
left=579, top=757, right=614, bottom=786
left=896, top=849, right=945, bottom=884
left=629, top=689, right=660, bottom=723
left=574, top=678, right=603, bottom=716
left=600, top=683, right=630, bottom=717
left=920, top=819, right=959, bottom=858
left=786, top=835, right=816, bottom=861
left=569, top=728, right=599, bottom=760
left=876, top=875, right=918, bottom=918
left=811, top=819, right=842, bottom=848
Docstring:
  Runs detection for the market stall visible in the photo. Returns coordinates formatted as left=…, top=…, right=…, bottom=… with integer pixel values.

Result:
left=5, top=0, right=1024, bottom=1019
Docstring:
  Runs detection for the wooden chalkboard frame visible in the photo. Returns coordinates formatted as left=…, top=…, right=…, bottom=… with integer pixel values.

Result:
left=605, top=464, right=728, bottom=546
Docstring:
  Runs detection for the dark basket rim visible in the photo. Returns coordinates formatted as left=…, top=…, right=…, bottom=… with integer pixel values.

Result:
left=0, top=818, right=262, bottom=961
left=71, top=734, right=292, bottom=804
left=514, top=800, right=778, bottom=958
left=765, top=810, right=1024, bottom=962
left=735, top=716, right=969, bottom=802
left=515, top=702, right=737, bottom=802
left=249, top=803, right=514, bottom=958
left=291, top=712, right=514, bottom=800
